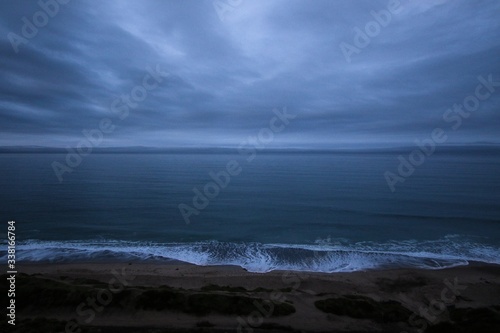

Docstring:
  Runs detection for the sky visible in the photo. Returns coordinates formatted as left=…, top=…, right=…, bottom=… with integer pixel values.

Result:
left=1, top=0, right=499, bottom=148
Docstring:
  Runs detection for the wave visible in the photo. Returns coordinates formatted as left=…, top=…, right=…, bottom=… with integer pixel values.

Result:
left=2, top=236, right=499, bottom=273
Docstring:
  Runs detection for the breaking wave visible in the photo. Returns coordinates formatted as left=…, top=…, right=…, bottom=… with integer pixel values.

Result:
left=2, top=236, right=499, bottom=273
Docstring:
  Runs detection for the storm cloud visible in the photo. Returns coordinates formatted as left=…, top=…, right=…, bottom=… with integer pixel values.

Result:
left=1, top=0, right=499, bottom=148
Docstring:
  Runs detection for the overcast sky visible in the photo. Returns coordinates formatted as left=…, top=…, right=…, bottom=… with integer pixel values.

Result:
left=1, top=0, right=499, bottom=148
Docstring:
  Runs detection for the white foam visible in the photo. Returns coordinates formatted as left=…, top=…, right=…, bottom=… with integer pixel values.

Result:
left=1, top=237, right=499, bottom=273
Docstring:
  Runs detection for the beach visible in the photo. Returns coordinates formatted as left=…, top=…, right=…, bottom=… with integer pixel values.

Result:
left=3, top=261, right=500, bottom=332
left=2, top=0, right=500, bottom=332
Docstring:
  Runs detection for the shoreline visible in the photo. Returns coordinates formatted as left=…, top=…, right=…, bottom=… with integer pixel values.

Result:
left=4, top=261, right=500, bottom=332
left=12, top=236, right=500, bottom=275
left=12, top=257, right=499, bottom=274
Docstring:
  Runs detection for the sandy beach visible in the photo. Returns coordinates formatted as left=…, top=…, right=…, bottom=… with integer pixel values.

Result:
left=3, top=1, right=500, bottom=332
left=2, top=261, right=499, bottom=332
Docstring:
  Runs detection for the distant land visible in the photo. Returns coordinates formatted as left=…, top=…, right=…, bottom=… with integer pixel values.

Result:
left=0, top=144, right=499, bottom=154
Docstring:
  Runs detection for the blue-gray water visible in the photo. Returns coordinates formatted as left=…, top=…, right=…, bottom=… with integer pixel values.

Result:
left=1, top=150, right=499, bottom=272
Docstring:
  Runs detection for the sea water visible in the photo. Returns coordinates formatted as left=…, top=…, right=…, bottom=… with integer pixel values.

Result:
left=1, top=149, right=499, bottom=272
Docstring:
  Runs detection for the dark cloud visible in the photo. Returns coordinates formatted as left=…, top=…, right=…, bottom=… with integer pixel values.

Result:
left=1, top=0, right=499, bottom=147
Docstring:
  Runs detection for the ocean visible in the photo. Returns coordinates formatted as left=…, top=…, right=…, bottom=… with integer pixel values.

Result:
left=1, top=149, right=499, bottom=272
